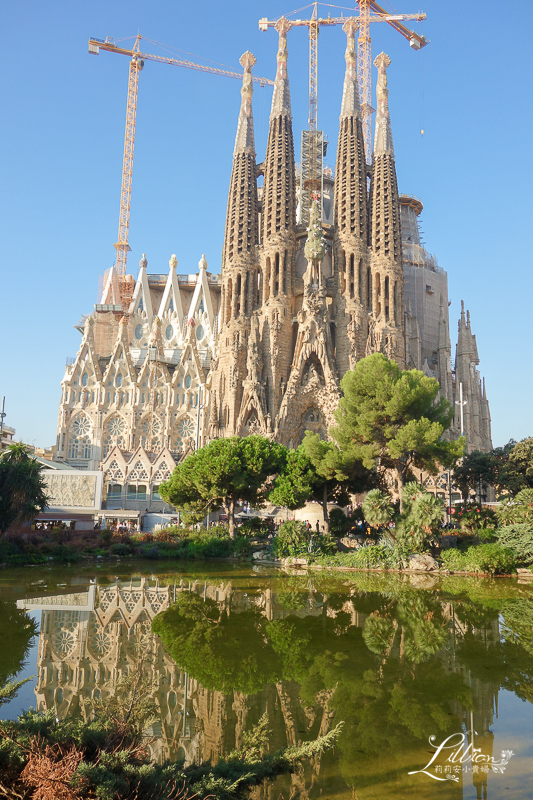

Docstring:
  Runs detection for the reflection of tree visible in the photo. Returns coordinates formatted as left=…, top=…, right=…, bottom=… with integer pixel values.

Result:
left=457, top=598, right=533, bottom=704
left=153, top=593, right=283, bottom=694
left=0, top=600, right=38, bottom=685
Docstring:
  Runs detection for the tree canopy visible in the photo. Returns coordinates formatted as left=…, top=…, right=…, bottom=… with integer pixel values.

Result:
left=0, top=444, right=49, bottom=535
left=159, top=435, right=286, bottom=537
left=331, top=354, right=463, bottom=506
left=269, top=432, right=371, bottom=530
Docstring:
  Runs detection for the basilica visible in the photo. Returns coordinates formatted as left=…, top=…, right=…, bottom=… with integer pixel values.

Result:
left=55, top=18, right=491, bottom=509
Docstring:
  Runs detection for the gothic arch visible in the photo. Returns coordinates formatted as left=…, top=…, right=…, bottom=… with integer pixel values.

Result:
left=67, top=413, right=93, bottom=461
left=298, top=406, right=327, bottom=443
left=300, top=353, right=325, bottom=387
left=171, top=414, right=196, bottom=456
left=102, top=413, right=128, bottom=457
left=136, top=414, right=163, bottom=452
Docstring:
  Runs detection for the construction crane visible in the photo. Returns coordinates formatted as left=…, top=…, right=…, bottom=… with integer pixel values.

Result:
left=259, top=2, right=426, bottom=183
left=89, top=35, right=274, bottom=313
left=357, top=1, right=427, bottom=163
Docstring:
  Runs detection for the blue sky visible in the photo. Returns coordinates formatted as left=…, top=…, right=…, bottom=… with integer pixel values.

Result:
left=1, top=0, right=531, bottom=449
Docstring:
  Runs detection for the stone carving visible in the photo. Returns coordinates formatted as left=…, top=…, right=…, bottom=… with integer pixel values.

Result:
left=44, top=473, right=97, bottom=509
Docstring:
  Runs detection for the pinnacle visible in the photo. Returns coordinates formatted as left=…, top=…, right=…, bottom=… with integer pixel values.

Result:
left=373, top=51, right=394, bottom=157
left=340, top=18, right=361, bottom=120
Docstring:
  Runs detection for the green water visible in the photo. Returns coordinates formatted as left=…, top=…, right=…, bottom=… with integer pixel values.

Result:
left=1, top=561, right=533, bottom=799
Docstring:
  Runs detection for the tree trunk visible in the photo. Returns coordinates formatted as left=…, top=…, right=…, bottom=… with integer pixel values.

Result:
left=228, top=497, right=236, bottom=540
left=322, top=485, right=330, bottom=535
left=396, top=468, right=406, bottom=513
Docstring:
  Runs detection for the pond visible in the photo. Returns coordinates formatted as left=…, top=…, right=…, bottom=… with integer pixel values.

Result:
left=1, top=561, right=533, bottom=799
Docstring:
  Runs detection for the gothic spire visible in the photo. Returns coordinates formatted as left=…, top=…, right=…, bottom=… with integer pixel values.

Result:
left=340, top=18, right=361, bottom=120
left=223, top=52, right=259, bottom=270
left=270, top=18, right=292, bottom=120
left=373, top=52, right=394, bottom=157
left=262, top=17, right=296, bottom=243
left=234, top=51, right=256, bottom=156
left=334, top=18, right=367, bottom=240
left=369, top=52, right=401, bottom=262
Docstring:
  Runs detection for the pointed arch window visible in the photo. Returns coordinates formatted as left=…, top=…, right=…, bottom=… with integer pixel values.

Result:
left=102, top=415, right=127, bottom=457
left=67, top=414, right=93, bottom=461
left=138, top=298, right=144, bottom=313
left=168, top=298, right=174, bottom=313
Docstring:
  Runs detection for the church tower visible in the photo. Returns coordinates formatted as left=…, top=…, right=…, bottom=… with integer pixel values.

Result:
left=255, top=18, right=297, bottom=434
left=333, top=18, right=369, bottom=374
left=213, top=51, right=260, bottom=435
left=368, top=53, right=405, bottom=367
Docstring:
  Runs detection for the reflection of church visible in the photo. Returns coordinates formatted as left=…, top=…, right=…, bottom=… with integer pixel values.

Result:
left=18, top=574, right=502, bottom=799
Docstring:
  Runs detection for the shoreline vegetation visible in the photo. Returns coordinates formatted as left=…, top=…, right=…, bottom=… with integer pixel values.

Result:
left=0, top=519, right=531, bottom=579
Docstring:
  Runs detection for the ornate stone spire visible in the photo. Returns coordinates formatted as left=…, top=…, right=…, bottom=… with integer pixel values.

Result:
left=334, top=18, right=368, bottom=240
left=234, top=51, right=257, bottom=156
left=223, top=53, right=259, bottom=269
left=270, top=18, right=292, bottom=120
left=373, top=52, right=394, bottom=157
left=262, top=17, right=296, bottom=243
left=340, top=19, right=361, bottom=120
left=369, top=53, right=401, bottom=262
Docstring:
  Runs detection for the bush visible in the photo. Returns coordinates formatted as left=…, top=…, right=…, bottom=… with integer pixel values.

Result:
left=473, top=543, right=516, bottom=575
left=99, top=530, right=112, bottom=547
left=109, top=543, right=133, bottom=557
left=328, top=508, right=348, bottom=536
left=441, top=543, right=516, bottom=575
left=313, top=544, right=405, bottom=570
left=455, top=504, right=497, bottom=533
left=272, top=520, right=309, bottom=558
left=497, top=489, right=533, bottom=525
left=496, top=524, right=533, bottom=566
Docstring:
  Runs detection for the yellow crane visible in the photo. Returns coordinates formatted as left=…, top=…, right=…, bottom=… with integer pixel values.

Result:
left=260, top=2, right=427, bottom=180
left=89, top=35, right=274, bottom=313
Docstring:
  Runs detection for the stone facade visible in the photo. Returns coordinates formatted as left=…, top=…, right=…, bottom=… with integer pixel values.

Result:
left=55, top=17, right=491, bottom=488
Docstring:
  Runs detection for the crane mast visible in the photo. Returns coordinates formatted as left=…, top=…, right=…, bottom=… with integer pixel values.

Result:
left=260, top=3, right=427, bottom=176
left=89, top=35, right=274, bottom=313
left=114, top=35, right=142, bottom=312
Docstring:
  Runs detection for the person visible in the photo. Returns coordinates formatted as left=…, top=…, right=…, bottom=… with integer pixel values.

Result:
left=315, top=520, right=320, bottom=533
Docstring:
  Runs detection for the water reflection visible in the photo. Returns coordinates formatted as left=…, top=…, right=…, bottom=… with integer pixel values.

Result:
left=12, top=570, right=533, bottom=798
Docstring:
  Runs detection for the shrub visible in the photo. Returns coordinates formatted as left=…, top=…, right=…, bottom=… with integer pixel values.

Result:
left=313, top=544, right=405, bottom=570
left=440, top=549, right=470, bottom=572
left=153, top=530, right=175, bottom=543
left=0, top=540, right=21, bottom=563
left=272, top=521, right=309, bottom=558
left=496, top=524, right=533, bottom=566
left=329, top=508, right=348, bottom=536
left=455, top=504, right=497, bottom=532
left=441, top=543, right=516, bottom=575
left=109, top=543, right=133, bottom=557
left=471, top=543, right=516, bottom=575
left=497, top=489, right=533, bottom=525
left=362, top=490, right=394, bottom=531
left=99, top=530, right=112, bottom=547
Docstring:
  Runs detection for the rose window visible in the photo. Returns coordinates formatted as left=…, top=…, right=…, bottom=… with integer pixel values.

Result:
left=107, top=417, right=126, bottom=437
left=103, top=416, right=127, bottom=456
left=52, top=625, right=76, bottom=657
left=174, top=417, right=195, bottom=452
left=140, top=417, right=162, bottom=450
left=88, top=623, right=112, bottom=657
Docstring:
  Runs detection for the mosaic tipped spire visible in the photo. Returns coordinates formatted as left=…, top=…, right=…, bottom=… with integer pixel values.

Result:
left=270, top=18, right=292, bottom=120
left=340, top=19, right=361, bottom=120
left=234, top=51, right=257, bottom=156
left=373, top=52, right=394, bottom=157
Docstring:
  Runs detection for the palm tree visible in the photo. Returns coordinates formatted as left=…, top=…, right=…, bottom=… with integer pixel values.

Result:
left=362, top=489, right=394, bottom=533
left=0, top=444, right=49, bottom=535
